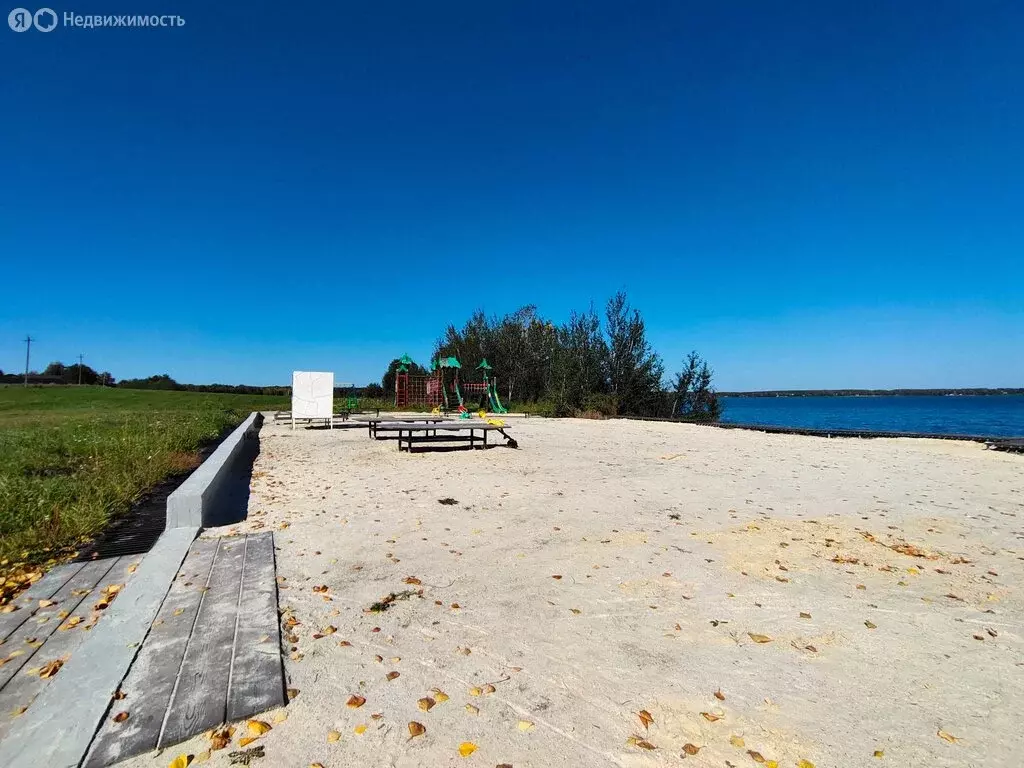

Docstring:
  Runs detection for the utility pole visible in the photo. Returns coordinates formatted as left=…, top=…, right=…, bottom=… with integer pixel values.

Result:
left=24, top=336, right=33, bottom=386
left=78, top=353, right=84, bottom=385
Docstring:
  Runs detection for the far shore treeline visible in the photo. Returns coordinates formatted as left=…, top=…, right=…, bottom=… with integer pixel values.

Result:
left=720, top=388, right=1024, bottom=397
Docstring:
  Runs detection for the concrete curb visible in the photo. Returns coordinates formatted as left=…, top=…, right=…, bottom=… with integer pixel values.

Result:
left=166, top=412, right=263, bottom=529
left=0, top=527, right=199, bottom=768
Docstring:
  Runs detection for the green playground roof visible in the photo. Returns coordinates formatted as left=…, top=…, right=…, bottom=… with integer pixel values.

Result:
left=399, top=353, right=413, bottom=365
left=440, top=356, right=461, bottom=368
left=476, top=358, right=493, bottom=370
left=397, top=364, right=409, bottom=372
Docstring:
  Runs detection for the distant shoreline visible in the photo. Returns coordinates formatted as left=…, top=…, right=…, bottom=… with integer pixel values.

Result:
left=719, top=389, right=1024, bottom=398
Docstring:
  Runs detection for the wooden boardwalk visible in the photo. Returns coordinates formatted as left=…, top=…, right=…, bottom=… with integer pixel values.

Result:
left=0, top=557, right=142, bottom=740
left=85, top=533, right=284, bottom=767
left=0, top=533, right=284, bottom=767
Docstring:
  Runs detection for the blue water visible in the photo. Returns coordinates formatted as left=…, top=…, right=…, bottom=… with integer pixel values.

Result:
left=720, top=395, right=1024, bottom=438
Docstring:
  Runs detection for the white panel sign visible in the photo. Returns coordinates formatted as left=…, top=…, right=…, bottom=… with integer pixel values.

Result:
left=292, top=371, right=334, bottom=419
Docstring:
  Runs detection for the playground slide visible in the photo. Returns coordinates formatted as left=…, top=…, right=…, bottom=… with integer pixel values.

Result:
left=488, top=383, right=508, bottom=414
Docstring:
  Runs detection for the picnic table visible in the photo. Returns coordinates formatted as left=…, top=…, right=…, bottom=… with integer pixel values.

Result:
left=370, top=422, right=518, bottom=452
left=358, top=416, right=450, bottom=439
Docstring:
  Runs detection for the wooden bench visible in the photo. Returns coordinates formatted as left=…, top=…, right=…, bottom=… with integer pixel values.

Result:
left=372, top=423, right=517, bottom=452
left=274, top=410, right=379, bottom=428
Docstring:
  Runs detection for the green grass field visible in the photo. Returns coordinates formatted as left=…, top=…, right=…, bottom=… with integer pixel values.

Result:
left=0, top=387, right=289, bottom=582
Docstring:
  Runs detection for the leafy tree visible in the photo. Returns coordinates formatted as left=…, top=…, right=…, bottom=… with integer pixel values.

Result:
left=119, top=374, right=179, bottom=390
left=420, top=291, right=718, bottom=419
left=604, top=291, right=664, bottom=415
left=550, top=305, right=608, bottom=413
left=64, top=363, right=100, bottom=385
left=672, top=351, right=721, bottom=421
left=44, top=361, right=66, bottom=377
left=381, top=357, right=427, bottom=396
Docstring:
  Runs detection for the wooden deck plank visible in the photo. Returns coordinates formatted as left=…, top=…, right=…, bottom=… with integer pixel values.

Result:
left=0, top=558, right=118, bottom=691
left=0, top=529, right=198, bottom=768
left=0, top=561, right=87, bottom=644
left=0, top=557, right=133, bottom=741
left=159, top=537, right=246, bottom=747
left=226, top=533, right=284, bottom=721
left=82, top=540, right=219, bottom=768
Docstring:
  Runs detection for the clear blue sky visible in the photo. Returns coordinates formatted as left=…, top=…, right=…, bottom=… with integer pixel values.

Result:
left=2, top=1, right=1022, bottom=390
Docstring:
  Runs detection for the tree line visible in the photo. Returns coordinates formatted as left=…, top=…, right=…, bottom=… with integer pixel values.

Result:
left=388, top=291, right=720, bottom=420
left=0, top=361, right=115, bottom=386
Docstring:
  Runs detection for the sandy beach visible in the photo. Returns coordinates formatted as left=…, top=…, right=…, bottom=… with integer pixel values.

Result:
left=118, top=416, right=1023, bottom=768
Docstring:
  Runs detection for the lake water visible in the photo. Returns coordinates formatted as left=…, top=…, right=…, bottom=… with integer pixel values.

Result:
left=719, top=395, right=1024, bottom=438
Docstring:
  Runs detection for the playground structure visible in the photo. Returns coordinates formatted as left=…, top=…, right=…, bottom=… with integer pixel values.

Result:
left=394, top=354, right=508, bottom=413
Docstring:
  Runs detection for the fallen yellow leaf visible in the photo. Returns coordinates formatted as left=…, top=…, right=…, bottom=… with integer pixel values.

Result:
left=418, top=697, right=435, bottom=712
left=700, top=712, right=722, bottom=722
left=408, top=721, right=426, bottom=738
left=237, top=737, right=258, bottom=747
left=465, top=704, right=479, bottom=715
left=937, top=730, right=959, bottom=743
left=38, top=659, right=64, bottom=679
left=469, top=687, right=482, bottom=697
left=354, top=724, right=367, bottom=735
left=327, top=730, right=341, bottom=743
left=458, top=742, right=478, bottom=757
left=798, top=760, right=815, bottom=768
left=167, top=755, right=193, bottom=768
left=748, top=633, right=773, bottom=644
left=272, top=711, right=288, bottom=724
left=873, top=749, right=885, bottom=757
left=638, top=709, right=654, bottom=730
left=247, top=720, right=271, bottom=736
left=209, top=728, right=232, bottom=750
left=517, top=720, right=534, bottom=731
left=627, top=735, right=656, bottom=750
left=730, top=735, right=746, bottom=748
left=432, top=689, right=449, bottom=703
left=683, top=743, right=700, bottom=755
left=346, top=694, right=366, bottom=708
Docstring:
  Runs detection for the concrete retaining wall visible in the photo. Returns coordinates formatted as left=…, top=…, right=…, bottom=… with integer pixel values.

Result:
left=166, top=412, right=263, bottom=529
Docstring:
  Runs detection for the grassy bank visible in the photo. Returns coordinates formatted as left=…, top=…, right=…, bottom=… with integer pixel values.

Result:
left=0, top=387, right=289, bottom=587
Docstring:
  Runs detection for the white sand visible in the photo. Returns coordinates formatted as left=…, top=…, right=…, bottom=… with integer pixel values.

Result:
left=119, top=416, right=1023, bottom=768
